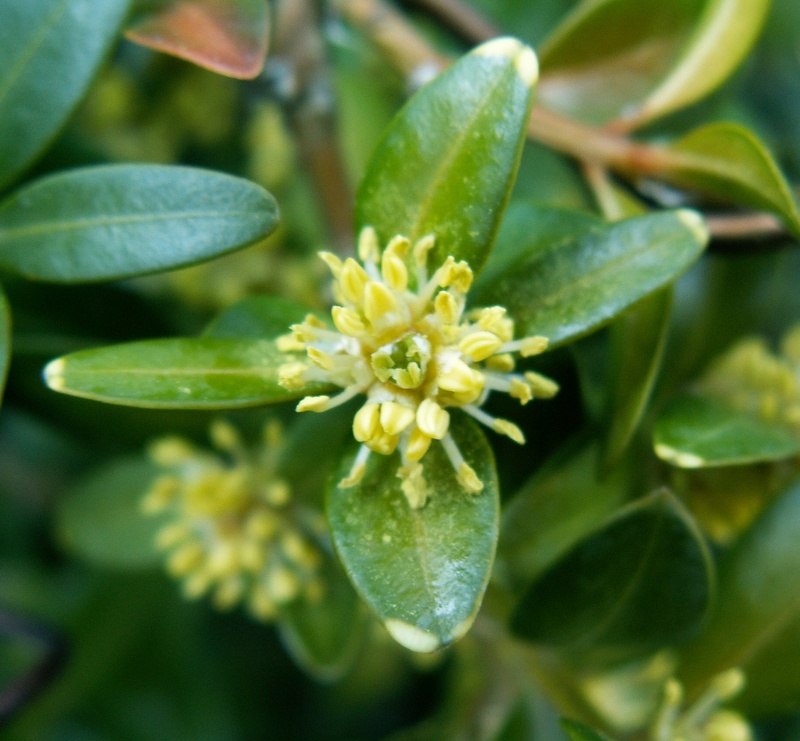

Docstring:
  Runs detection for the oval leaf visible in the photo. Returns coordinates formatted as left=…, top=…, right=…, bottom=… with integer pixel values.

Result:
left=603, top=288, right=673, bottom=469
left=537, top=0, right=704, bottom=124
left=678, top=477, right=800, bottom=707
left=0, top=282, right=10, bottom=406
left=629, top=0, right=771, bottom=129
left=327, top=416, right=499, bottom=652
left=511, top=490, right=714, bottom=656
left=654, top=394, right=800, bottom=468
left=125, top=0, right=270, bottom=79
left=660, top=123, right=800, bottom=238
left=0, top=0, right=130, bottom=191
left=57, top=457, right=166, bottom=569
left=277, top=561, right=363, bottom=682
left=475, top=210, right=708, bottom=349
left=356, top=37, right=538, bottom=274
left=0, top=165, right=279, bottom=283
left=43, top=337, right=331, bottom=408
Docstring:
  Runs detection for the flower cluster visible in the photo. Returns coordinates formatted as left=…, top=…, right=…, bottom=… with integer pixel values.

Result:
left=141, top=420, right=324, bottom=621
left=277, top=227, right=558, bottom=508
left=700, top=325, right=800, bottom=430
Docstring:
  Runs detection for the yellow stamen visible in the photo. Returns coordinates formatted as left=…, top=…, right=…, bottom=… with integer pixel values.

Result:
left=340, top=258, right=370, bottom=303
left=381, top=251, right=409, bottom=291
left=405, top=427, right=433, bottom=462
left=525, top=371, right=559, bottom=398
left=520, top=336, right=549, bottom=357
left=459, top=331, right=503, bottom=361
left=318, top=251, right=343, bottom=277
left=296, top=395, right=330, bottom=412
left=413, top=234, right=435, bottom=266
left=434, top=291, right=459, bottom=323
left=357, top=225, right=380, bottom=263
left=278, top=362, right=308, bottom=390
left=456, top=463, right=483, bottom=493
left=416, top=399, right=450, bottom=439
left=332, top=305, right=367, bottom=336
left=364, top=281, right=398, bottom=322
left=380, top=401, right=416, bottom=435
left=307, top=346, right=334, bottom=370
left=509, top=378, right=533, bottom=404
left=494, top=419, right=525, bottom=444
left=438, top=358, right=484, bottom=395
left=353, top=402, right=380, bottom=442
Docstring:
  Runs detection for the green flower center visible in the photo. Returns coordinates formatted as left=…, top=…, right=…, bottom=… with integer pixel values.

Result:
left=371, top=333, right=431, bottom=389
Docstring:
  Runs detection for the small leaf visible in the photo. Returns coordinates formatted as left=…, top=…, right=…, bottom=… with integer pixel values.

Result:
left=678, top=477, right=800, bottom=708
left=327, top=415, right=499, bottom=652
left=653, top=394, right=800, bottom=468
left=277, top=560, right=363, bottom=682
left=561, top=718, right=614, bottom=741
left=629, top=0, right=771, bottom=129
left=126, top=0, right=270, bottom=79
left=511, top=490, right=714, bottom=657
left=603, top=289, right=672, bottom=469
left=475, top=210, right=708, bottom=349
left=0, top=0, right=130, bottom=191
left=497, top=442, right=630, bottom=591
left=204, top=295, right=316, bottom=339
left=660, top=123, right=800, bottom=238
left=0, top=165, right=279, bottom=283
left=536, top=0, right=705, bottom=124
left=56, top=457, right=166, bottom=569
left=356, top=37, right=538, bottom=274
left=0, top=282, right=10, bottom=407
left=43, top=338, right=332, bottom=409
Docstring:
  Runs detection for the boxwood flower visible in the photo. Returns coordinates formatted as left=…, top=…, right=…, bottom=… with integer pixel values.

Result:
left=277, top=228, right=558, bottom=508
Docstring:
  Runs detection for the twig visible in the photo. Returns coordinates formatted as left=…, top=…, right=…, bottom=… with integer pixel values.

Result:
left=704, top=212, right=787, bottom=240
left=0, top=610, right=66, bottom=726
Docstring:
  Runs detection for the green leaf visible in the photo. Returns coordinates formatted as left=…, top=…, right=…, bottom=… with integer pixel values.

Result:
left=653, top=394, right=800, bottom=468
left=678, top=477, right=800, bottom=709
left=356, top=37, right=538, bottom=275
left=561, top=718, right=614, bottom=741
left=475, top=210, right=708, bottom=349
left=0, top=282, right=10, bottom=407
left=511, top=490, right=714, bottom=657
left=660, top=123, right=800, bottom=238
left=327, top=415, right=499, bottom=652
left=56, top=457, right=166, bottom=569
left=204, top=295, right=315, bottom=339
left=603, top=289, right=672, bottom=469
left=277, top=561, right=363, bottom=682
left=43, top=338, right=332, bottom=409
left=0, top=165, right=279, bottom=283
left=536, top=0, right=769, bottom=127
left=497, top=442, right=630, bottom=591
left=0, top=0, right=130, bottom=191
left=537, top=0, right=705, bottom=125
left=629, top=0, right=772, bottom=129
left=126, top=0, right=270, bottom=79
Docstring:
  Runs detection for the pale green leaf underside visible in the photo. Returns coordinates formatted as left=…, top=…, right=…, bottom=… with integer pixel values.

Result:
left=44, top=337, right=331, bottom=409
left=327, top=416, right=499, bottom=652
left=0, top=165, right=279, bottom=282
left=654, top=394, right=800, bottom=468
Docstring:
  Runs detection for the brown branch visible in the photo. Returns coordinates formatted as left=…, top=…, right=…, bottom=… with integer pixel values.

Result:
left=705, top=212, right=787, bottom=240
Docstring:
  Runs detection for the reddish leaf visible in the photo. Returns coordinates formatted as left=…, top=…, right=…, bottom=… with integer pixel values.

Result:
left=125, top=0, right=270, bottom=79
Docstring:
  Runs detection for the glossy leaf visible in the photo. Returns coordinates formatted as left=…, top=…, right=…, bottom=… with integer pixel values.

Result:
left=475, top=210, right=708, bottom=349
left=327, top=416, right=499, bottom=652
left=678, top=477, right=800, bottom=709
left=43, top=338, right=331, bottom=409
left=603, top=289, right=673, bottom=469
left=0, top=0, right=130, bottom=191
left=561, top=719, right=613, bottom=741
left=0, top=282, right=9, bottom=407
left=204, top=295, right=316, bottom=339
left=653, top=394, right=800, bottom=468
left=0, top=165, right=279, bottom=283
left=629, top=0, right=771, bottom=129
left=126, top=0, right=270, bottom=79
left=277, top=561, right=363, bottom=682
left=56, top=457, right=166, bottom=569
left=660, top=123, right=800, bottom=238
left=497, top=442, right=630, bottom=591
left=511, top=490, right=714, bottom=656
left=537, top=0, right=704, bottom=124
left=356, top=37, right=538, bottom=275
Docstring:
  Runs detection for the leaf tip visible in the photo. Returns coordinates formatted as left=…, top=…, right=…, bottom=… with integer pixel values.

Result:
left=677, top=208, right=709, bottom=246
left=43, top=357, right=66, bottom=391
left=473, top=37, right=538, bottom=87
left=654, top=442, right=705, bottom=468
left=384, top=619, right=441, bottom=653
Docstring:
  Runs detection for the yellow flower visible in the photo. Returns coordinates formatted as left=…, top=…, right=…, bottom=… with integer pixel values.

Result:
left=141, top=420, right=324, bottom=621
left=277, top=227, right=558, bottom=507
